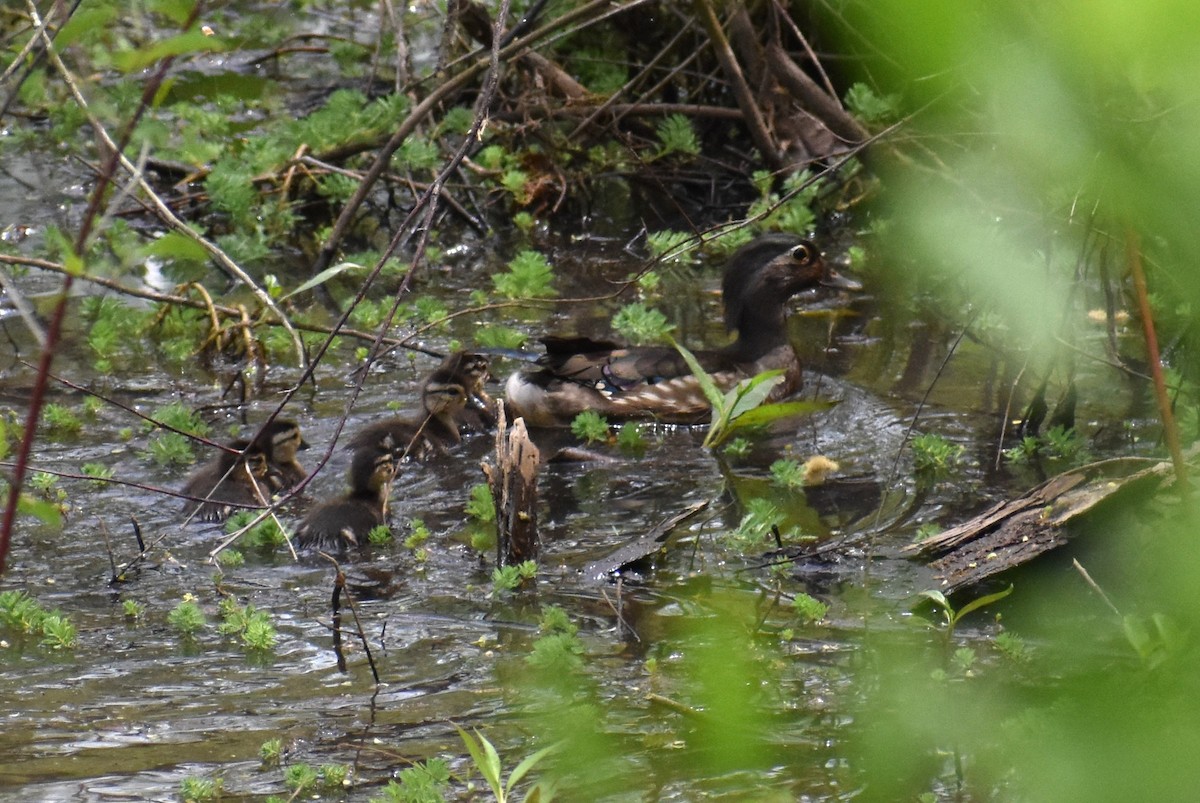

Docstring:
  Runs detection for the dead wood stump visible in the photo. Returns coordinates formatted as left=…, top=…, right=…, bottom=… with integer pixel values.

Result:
left=481, top=406, right=541, bottom=567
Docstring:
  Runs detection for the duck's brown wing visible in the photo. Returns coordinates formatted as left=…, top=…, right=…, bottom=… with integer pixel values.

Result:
left=537, top=336, right=731, bottom=391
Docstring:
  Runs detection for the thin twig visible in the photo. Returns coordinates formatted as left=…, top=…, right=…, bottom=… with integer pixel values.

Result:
left=1127, top=228, right=1188, bottom=490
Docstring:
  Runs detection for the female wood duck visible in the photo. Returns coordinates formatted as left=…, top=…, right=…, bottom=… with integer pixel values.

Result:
left=251, top=419, right=309, bottom=492
left=503, top=233, right=861, bottom=426
left=348, top=352, right=496, bottom=458
left=181, top=440, right=273, bottom=522
left=294, top=441, right=396, bottom=552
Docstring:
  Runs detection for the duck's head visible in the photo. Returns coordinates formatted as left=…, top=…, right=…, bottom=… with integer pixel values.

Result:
left=721, top=234, right=861, bottom=336
left=421, top=372, right=471, bottom=421
left=348, top=441, right=397, bottom=497
left=254, top=419, right=308, bottom=463
left=438, top=351, right=493, bottom=394
left=226, top=438, right=271, bottom=479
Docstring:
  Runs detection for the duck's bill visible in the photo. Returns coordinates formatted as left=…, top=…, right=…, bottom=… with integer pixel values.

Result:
left=821, top=269, right=863, bottom=291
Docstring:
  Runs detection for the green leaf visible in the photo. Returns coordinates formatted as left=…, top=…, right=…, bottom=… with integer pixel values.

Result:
left=456, top=726, right=503, bottom=800
left=669, top=339, right=724, bottom=409
left=724, top=399, right=836, bottom=430
left=917, top=589, right=951, bottom=615
left=953, top=584, right=1013, bottom=624
left=143, top=231, right=210, bottom=264
left=724, top=371, right=784, bottom=420
left=56, top=6, right=117, bottom=47
left=150, top=0, right=199, bottom=25
left=113, top=30, right=223, bottom=73
left=507, top=743, right=558, bottom=793
left=17, top=495, right=63, bottom=528
left=280, top=262, right=364, bottom=300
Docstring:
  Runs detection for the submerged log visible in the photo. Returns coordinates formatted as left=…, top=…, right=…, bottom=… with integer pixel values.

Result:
left=582, top=501, right=710, bottom=581
left=481, top=406, right=541, bottom=567
left=905, top=453, right=1188, bottom=596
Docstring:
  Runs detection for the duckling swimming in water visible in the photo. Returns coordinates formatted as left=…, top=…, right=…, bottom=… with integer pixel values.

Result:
left=181, top=439, right=272, bottom=522
left=251, top=418, right=309, bottom=492
left=348, top=366, right=475, bottom=460
left=294, top=442, right=396, bottom=553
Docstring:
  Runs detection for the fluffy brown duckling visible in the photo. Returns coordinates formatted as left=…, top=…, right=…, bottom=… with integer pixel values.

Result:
left=181, top=439, right=273, bottom=522
left=503, top=234, right=861, bottom=426
left=347, top=369, right=473, bottom=460
left=294, top=442, right=396, bottom=552
left=251, top=418, right=309, bottom=491
left=438, top=351, right=496, bottom=431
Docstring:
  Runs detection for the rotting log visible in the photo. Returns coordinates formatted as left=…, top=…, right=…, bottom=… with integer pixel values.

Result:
left=905, top=452, right=1192, bottom=596
left=481, top=406, right=541, bottom=567
left=582, top=501, right=710, bottom=581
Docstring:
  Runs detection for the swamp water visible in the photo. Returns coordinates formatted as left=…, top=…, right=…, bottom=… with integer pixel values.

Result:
left=0, top=228, right=1157, bottom=801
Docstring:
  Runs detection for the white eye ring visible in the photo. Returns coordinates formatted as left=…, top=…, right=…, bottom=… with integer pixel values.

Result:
left=790, top=243, right=814, bottom=263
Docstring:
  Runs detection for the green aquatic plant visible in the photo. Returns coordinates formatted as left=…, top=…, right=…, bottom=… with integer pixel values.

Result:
left=770, top=458, right=807, bottom=490
left=456, top=726, right=557, bottom=803
left=570, top=410, right=611, bottom=444
left=178, top=776, right=222, bottom=802
left=41, top=403, right=82, bottom=436
left=672, top=340, right=828, bottom=448
left=145, top=402, right=209, bottom=467
left=226, top=511, right=289, bottom=550
left=911, top=432, right=964, bottom=474
left=792, top=593, right=829, bottom=625
left=40, top=614, right=78, bottom=649
left=404, top=518, right=431, bottom=550
left=284, top=762, right=319, bottom=792
left=168, top=597, right=207, bottom=637
left=372, top=758, right=451, bottom=803
left=492, top=561, right=537, bottom=595
left=727, top=497, right=786, bottom=549
left=616, top=422, right=647, bottom=456
left=723, top=437, right=752, bottom=460
left=493, top=250, right=556, bottom=299
left=466, top=483, right=496, bottom=523
left=844, top=82, right=901, bottom=125
left=475, top=325, right=528, bottom=349
left=318, top=763, right=349, bottom=789
left=121, top=599, right=144, bottom=619
left=645, top=230, right=696, bottom=264
left=218, top=598, right=277, bottom=650
left=215, top=549, right=244, bottom=568
left=611, top=302, right=673, bottom=344
left=367, top=524, right=394, bottom=547
left=259, top=737, right=283, bottom=766
left=746, top=169, right=821, bottom=234
left=994, top=631, right=1031, bottom=664
left=919, top=585, right=1013, bottom=642
left=527, top=610, right=585, bottom=673
left=81, top=462, right=114, bottom=479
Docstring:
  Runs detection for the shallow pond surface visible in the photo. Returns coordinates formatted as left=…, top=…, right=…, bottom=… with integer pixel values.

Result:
left=0, top=118, right=1161, bottom=796
left=0, top=215, right=1159, bottom=801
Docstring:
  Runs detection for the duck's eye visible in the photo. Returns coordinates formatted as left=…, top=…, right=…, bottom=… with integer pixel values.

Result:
left=790, top=243, right=815, bottom=263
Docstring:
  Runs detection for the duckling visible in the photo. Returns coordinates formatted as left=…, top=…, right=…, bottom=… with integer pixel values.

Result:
left=294, top=443, right=396, bottom=552
left=437, top=351, right=496, bottom=431
left=181, top=439, right=273, bottom=522
left=503, top=234, right=861, bottom=426
left=251, top=418, right=309, bottom=491
left=347, top=370, right=473, bottom=459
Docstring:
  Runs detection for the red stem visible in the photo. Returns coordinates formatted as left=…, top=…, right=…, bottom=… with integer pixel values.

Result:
left=1127, top=228, right=1188, bottom=489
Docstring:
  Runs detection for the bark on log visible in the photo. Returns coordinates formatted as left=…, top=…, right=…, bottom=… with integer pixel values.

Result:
left=765, top=43, right=868, bottom=146
left=906, top=453, right=1190, bottom=597
left=482, top=406, right=541, bottom=567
